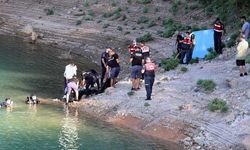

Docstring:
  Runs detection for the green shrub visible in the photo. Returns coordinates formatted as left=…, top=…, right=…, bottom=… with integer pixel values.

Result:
left=85, top=15, right=93, bottom=21
left=136, top=33, right=153, bottom=43
left=204, top=48, right=218, bottom=60
left=190, top=57, right=199, bottom=64
left=124, top=31, right=130, bottom=35
left=148, top=20, right=156, bottom=28
left=137, top=16, right=150, bottom=24
left=196, top=79, right=216, bottom=92
left=103, top=23, right=110, bottom=28
left=246, top=55, right=250, bottom=64
left=127, top=0, right=132, bottom=4
left=170, top=0, right=181, bottom=15
left=160, top=18, right=187, bottom=38
left=160, top=58, right=179, bottom=71
left=180, top=67, right=188, bottom=73
left=44, top=8, right=54, bottom=16
left=136, top=0, right=152, bottom=4
left=103, top=11, right=113, bottom=18
left=113, top=12, right=121, bottom=20
left=227, top=32, right=239, bottom=47
left=144, top=102, right=150, bottom=107
left=83, top=0, right=89, bottom=7
left=127, top=91, right=135, bottom=96
left=87, top=10, right=95, bottom=16
left=208, top=98, right=228, bottom=113
left=76, top=20, right=82, bottom=25
left=143, top=7, right=149, bottom=13
left=117, top=26, right=123, bottom=31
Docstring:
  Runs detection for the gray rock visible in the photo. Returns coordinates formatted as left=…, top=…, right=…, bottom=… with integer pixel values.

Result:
left=225, top=79, right=239, bottom=89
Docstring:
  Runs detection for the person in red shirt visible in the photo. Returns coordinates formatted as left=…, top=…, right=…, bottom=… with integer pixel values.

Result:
left=213, top=18, right=224, bottom=54
left=180, top=32, right=193, bottom=64
left=128, top=40, right=137, bottom=55
left=142, top=57, right=156, bottom=100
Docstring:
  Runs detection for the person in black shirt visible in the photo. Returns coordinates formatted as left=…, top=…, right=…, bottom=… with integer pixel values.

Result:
left=101, top=48, right=111, bottom=86
left=107, top=49, right=120, bottom=88
left=175, top=31, right=183, bottom=59
left=130, top=47, right=144, bottom=90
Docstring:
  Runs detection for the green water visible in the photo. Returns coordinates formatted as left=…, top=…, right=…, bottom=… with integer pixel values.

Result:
left=0, top=36, right=177, bottom=150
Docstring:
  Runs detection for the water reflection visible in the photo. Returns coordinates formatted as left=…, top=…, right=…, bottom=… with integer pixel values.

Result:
left=58, top=105, right=80, bottom=150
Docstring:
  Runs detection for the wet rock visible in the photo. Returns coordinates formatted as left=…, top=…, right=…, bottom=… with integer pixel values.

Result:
left=22, top=24, right=34, bottom=35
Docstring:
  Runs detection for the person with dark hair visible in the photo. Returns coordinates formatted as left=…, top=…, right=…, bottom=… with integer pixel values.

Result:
left=180, top=32, right=193, bottom=64
left=107, top=49, right=120, bottom=88
left=130, top=47, right=144, bottom=90
left=188, top=27, right=195, bottom=60
left=140, top=42, right=150, bottom=60
left=128, top=40, right=137, bottom=56
left=142, top=57, right=156, bottom=100
left=213, top=18, right=224, bottom=54
left=240, top=16, right=250, bottom=40
left=101, top=48, right=111, bottom=86
left=175, top=31, right=184, bottom=59
left=236, top=35, right=249, bottom=77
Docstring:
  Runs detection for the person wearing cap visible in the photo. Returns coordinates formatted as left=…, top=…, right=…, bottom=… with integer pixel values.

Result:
left=180, top=32, right=193, bottom=64
left=213, top=18, right=225, bottom=54
left=101, top=48, right=111, bottom=86
left=142, top=57, right=156, bottom=100
left=240, top=16, right=250, bottom=40
left=236, top=35, right=249, bottom=77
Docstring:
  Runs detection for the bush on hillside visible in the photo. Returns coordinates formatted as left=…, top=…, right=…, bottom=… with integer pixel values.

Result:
left=136, top=33, right=153, bottom=42
left=204, top=48, right=218, bottom=60
left=136, top=0, right=152, bottom=4
left=137, top=16, right=150, bottom=24
left=227, top=32, right=239, bottom=47
left=196, top=79, right=216, bottom=92
left=44, top=8, right=54, bottom=16
left=159, top=18, right=187, bottom=38
left=190, top=57, right=199, bottom=64
left=160, top=58, right=179, bottom=71
left=180, top=67, right=188, bottom=73
left=208, top=98, right=228, bottom=113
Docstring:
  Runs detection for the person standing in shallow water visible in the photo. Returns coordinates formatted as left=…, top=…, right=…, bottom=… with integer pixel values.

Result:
left=101, top=48, right=111, bottom=86
left=107, top=49, right=120, bottom=88
left=142, top=57, right=156, bottom=100
left=213, top=18, right=225, bottom=54
left=236, top=35, right=249, bottom=77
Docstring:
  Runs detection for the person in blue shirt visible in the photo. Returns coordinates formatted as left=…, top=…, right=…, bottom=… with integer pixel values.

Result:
left=240, top=16, right=250, bottom=40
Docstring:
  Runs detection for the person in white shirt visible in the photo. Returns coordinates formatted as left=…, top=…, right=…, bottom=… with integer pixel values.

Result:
left=63, top=63, right=77, bottom=97
left=236, top=35, right=249, bottom=77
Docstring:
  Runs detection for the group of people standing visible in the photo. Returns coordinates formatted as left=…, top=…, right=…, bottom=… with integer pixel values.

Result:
left=101, top=41, right=156, bottom=100
left=176, top=28, right=195, bottom=64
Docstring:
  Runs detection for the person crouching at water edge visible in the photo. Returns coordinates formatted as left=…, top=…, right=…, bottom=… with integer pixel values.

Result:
left=142, top=57, right=156, bottom=100
left=106, top=48, right=120, bottom=88
left=236, top=35, right=249, bottom=77
left=130, top=46, right=144, bottom=91
left=66, top=75, right=79, bottom=104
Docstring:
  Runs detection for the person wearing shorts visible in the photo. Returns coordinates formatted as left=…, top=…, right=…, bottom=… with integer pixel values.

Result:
left=66, top=76, right=79, bottom=104
left=130, top=47, right=144, bottom=90
left=107, top=49, right=120, bottom=87
left=236, top=35, right=249, bottom=77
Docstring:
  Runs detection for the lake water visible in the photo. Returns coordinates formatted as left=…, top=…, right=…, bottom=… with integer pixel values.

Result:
left=0, top=35, right=178, bottom=150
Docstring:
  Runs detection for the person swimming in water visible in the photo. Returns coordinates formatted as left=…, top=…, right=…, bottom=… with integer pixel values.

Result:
left=0, top=98, right=14, bottom=108
left=26, top=94, right=40, bottom=104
